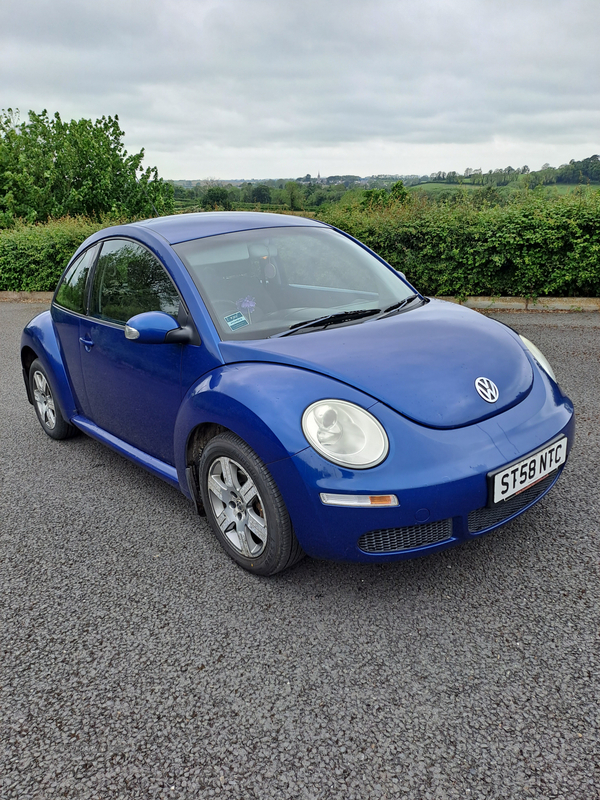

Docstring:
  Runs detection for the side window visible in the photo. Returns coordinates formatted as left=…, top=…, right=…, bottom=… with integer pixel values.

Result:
left=54, top=246, right=96, bottom=314
left=90, top=239, right=180, bottom=325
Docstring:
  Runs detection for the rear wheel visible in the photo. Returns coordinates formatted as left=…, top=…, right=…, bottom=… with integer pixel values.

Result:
left=29, top=359, right=78, bottom=440
left=199, top=432, right=304, bottom=575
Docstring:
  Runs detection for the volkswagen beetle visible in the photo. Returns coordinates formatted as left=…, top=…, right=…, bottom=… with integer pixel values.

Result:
left=21, top=212, right=574, bottom=575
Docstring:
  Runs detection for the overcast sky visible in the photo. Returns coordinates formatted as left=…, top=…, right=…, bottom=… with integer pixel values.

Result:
left=2, top=0, right=599, bottom=180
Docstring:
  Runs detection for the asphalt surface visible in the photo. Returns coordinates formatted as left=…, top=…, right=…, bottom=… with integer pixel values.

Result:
left=1, top=303, right=598, bottom=799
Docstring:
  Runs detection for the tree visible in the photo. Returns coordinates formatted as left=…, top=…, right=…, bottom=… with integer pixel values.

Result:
left=361, top=180, right=409, bottom=209
left=285, top=181, right=301, bottom=210
left=389, top=180, right=409, bottom=203
left=361, top=188, right=388, bottom=208
left=0, top=109, right=173, bottom=226
left=202, top=186, right=231, bottom=210
left=251, top=184, right=271, bottom=204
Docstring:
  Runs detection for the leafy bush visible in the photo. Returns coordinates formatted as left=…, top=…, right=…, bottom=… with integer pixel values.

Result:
left=0, top=217, right=104, bottom=291
left=3, top=190, right=600, bottom=296
left=0, top=110, right=174, bottom=227
left=316, top=189, right=600, bottom=297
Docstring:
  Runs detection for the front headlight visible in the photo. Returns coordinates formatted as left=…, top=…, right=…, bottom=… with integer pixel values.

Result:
left=519, top=335, right=557, bottom=382
left=302, top=400, right=389, bottom=468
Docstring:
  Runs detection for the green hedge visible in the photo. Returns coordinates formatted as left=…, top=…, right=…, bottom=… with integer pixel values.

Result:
left=2, top=192, right=600, bottom=296
left=316, top=189, right=600, bottom=297
left=0, top=217, right=104, bottom=291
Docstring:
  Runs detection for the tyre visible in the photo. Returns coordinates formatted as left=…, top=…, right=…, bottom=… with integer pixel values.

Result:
left=199, top=432, right=304, bottom=575
left=29, top=359, right=78, bottom=440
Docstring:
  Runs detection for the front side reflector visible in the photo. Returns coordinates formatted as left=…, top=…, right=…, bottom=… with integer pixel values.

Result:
left=319, top=493, right=399, bottom=507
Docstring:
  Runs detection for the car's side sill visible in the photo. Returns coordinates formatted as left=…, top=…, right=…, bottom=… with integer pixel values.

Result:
left=71, top=415, right=180, bottom=489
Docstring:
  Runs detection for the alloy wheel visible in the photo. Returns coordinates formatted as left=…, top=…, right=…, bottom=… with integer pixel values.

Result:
left=32, top=370, right=56, bottom=430
left=207, top=456, right=268, bottom=557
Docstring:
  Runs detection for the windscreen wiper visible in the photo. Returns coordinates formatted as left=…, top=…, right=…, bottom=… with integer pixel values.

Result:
left=378, top=294, right=423, bottom=318
left=270, top=308, right=381, bottom=338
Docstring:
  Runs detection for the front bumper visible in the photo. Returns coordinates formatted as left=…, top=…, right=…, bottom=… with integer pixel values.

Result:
left=269, top=369, right=575, bottom=563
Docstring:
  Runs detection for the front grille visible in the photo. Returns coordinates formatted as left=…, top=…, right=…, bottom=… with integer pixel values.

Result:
left=468, top=471, right=558, bottom=533
left=358, top=518, right=453, bottom=554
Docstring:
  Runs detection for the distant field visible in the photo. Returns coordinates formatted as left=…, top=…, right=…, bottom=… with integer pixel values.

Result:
left=174, top=200, right=315, bottom=213
left=173, top=199, right=199, bottom=210
left=408, top=183, right=478, bottom=196
left=409, top=181, right=600, bottom=197
left=173, top=182, right=600, bottom=214
left=544, top=182, right=600, bottom=194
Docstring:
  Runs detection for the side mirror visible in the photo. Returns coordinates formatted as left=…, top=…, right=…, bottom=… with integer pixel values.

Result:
left=125, top=311, right=186, bottom=344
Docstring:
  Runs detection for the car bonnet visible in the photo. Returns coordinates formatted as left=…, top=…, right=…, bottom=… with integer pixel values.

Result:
left=218, top=299, right=535, bottom=429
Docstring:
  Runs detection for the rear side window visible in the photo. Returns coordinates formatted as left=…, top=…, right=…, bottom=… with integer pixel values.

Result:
left=90, top=239, right=180, bottom=325
left=54, top=246, right=97, bottom=314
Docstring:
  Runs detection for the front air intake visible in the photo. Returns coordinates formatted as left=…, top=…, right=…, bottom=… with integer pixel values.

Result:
left=358, top=518, right=453, bottom=554
left=468, top=471, right=558, bottom=533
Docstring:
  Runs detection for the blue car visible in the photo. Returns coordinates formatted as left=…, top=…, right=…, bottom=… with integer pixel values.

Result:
left=21, top=212, right=574, bottom=575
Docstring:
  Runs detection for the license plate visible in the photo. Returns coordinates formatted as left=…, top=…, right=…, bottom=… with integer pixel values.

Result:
left=489, top=436, right=567, bottom=505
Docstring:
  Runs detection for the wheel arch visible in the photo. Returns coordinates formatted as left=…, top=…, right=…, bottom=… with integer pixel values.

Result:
left=177, top=406, right=293, bottom=511
left=21, top=345, right=38, bottom=404
left=173, top=362, right=385, bottom=536
left=21, top=311, right=78, bottom=422
left=174, top=358, right=385, bottom=473
left=186, top=421, right=229, bottom=467
left=174, top=364, right=318, bottom=505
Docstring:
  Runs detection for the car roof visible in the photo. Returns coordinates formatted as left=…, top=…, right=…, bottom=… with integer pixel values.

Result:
left=131, top=211, right=326, bottom=245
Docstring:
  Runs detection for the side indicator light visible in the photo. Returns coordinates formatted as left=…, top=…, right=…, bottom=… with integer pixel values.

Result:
left=320, top=493, right=399, bottom=507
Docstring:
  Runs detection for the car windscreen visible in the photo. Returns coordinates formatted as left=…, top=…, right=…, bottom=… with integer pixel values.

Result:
left=173, top=226, right=418, bottom=340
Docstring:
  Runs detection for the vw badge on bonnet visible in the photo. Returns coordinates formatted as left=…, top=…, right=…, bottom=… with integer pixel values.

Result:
left=475, top=377, right=499, bottom=403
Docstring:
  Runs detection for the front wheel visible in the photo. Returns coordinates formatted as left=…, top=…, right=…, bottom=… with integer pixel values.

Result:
left=199, top=432, right=304, bottom=575
left=29, top=359, right=78, bottom=440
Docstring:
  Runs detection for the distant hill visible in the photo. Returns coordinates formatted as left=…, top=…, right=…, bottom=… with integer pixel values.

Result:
left=168, top=155, right=600, bottom=189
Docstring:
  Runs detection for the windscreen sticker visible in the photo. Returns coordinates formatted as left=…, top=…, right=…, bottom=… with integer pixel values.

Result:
left=224, top=311, right=249, bottom=331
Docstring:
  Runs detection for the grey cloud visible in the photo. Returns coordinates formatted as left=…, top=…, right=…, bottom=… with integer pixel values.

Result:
left=1, top=0, right=598, bottom=176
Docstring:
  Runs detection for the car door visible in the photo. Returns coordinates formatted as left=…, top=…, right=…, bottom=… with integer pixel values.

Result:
left=52, top=244, right=99, bottom=418
left=78, top=238, right=185, bottom=465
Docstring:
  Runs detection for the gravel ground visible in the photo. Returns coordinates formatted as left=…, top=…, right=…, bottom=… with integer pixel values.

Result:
left=1, top=303, right=598, bottom=799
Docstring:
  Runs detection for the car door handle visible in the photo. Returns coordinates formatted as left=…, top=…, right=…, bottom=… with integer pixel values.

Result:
left=79, top=336, right=94, bottom=351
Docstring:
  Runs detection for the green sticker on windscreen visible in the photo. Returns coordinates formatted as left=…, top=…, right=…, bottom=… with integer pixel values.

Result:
left=224, top=311, right=249, bottom=331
